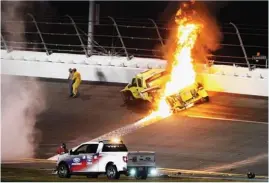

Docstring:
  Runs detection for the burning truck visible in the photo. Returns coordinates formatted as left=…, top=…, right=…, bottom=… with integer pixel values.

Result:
left=121, top=68, right=209, bottom=113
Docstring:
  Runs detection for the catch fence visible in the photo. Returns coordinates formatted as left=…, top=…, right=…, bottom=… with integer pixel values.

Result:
left=1, top=15, right=268, bottom=69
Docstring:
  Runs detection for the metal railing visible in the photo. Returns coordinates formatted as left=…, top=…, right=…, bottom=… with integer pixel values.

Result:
left=1, top=15, right=268, bottom=69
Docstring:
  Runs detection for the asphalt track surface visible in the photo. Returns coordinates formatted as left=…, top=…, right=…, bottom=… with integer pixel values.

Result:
left=3, top=78, right=269, bottom=177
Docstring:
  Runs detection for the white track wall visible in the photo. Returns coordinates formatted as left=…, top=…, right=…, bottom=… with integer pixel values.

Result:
left=1, top=50, right=268, bottom=96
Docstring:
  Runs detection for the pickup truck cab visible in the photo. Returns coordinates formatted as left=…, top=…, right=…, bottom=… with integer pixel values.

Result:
left=56, top=139, right=128, bottom=179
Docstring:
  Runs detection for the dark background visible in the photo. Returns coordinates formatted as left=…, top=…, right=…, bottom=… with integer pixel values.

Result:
left=1, top=1, right=268, bottom=67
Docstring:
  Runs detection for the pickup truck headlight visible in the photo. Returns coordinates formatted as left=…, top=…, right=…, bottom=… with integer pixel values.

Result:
left=130, top=168, right=136, bottom=176
left=150, top=168, right=157, bottom=176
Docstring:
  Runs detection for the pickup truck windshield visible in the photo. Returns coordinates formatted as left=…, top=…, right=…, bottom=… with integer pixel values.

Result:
left=102, top=144, right=128, bottom=152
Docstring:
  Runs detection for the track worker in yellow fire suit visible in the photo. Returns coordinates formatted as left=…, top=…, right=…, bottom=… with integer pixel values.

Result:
left=72, top=68, right=81, bottom=98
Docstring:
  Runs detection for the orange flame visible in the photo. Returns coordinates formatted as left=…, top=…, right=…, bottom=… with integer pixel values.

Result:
left=143, top=8, right=202, bottom=119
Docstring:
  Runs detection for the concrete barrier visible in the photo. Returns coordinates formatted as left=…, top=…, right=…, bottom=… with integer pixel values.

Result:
left=1, top=50, right=268, bottom=96
left=1, top=59, right=145, bottom=83
left=198, top=73, right=268, bottom=96
left=1, top=50, right=267, bottom=77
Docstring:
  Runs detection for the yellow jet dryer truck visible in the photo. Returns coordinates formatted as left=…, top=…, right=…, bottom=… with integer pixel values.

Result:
left=120, top=69, right=209, bottom=113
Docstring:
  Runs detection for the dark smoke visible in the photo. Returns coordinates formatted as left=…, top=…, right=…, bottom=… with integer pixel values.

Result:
left=158, top=1, right=223, bottom=67
left=1, top=1, right=47, bottom=161
left=191, top=1, right=223, bottom=65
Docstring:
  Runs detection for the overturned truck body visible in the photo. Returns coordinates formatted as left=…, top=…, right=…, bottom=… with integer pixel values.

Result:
left=121, top=69, right=209, bottom=112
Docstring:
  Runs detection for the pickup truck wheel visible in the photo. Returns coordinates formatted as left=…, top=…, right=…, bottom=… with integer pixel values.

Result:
left=57, top=163, right=71, bottom=178
left=106, top=164, right=120, bottom=180
left=135, top=170, right=148, bottom=180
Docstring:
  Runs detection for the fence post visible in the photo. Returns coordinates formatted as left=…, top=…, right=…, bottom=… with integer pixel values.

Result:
left=229, top=22, right=251, bottom=71
left=1, top=33, right=10, bottom=52
left=148, top=18, right=164, bottom=46
left=108, top=16, right=129, bottom=59
left=66, top=15, right=88, bottom=57
left=87, top=0, right=95, bottom=56
left=27, top=13, right=49, bottom=55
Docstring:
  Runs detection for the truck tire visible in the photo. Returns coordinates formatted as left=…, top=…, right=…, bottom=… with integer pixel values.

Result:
left=123, top=91, right=134, bottom=104
left=106, top=164, right=120, bottom=180
left=135, top=170, right=148, bottom=180
left=57, top=163, right=71, bottom=178
left=201, top=96, right=209, bottom=102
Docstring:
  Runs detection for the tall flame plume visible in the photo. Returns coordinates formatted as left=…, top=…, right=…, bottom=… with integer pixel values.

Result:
left=141, top=7, right=202, bottom=120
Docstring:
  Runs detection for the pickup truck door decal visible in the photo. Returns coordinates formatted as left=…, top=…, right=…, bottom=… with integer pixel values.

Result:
left=70, top=153, right=102, bottom=172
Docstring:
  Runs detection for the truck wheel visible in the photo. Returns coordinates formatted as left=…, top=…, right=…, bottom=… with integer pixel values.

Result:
left=57, top=163, right=71, bottom=178
left=201, top=96, right=209, bottom=102
left=106, top=164, right=120, bottom=180
left=128, top=92, right=135, bottom=101
left=123, top=91, right=134, bottom=104
left=135, top=170, right=148, bottom=180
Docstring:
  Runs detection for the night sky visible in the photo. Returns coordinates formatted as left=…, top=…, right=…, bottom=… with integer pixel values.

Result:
left=44, top=1, right=268, bottom=25
left=1, top=1, right=268, bottom=66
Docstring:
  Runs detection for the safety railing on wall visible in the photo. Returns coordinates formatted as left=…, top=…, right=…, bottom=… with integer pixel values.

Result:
left=1, top=15, right=268, bottom=70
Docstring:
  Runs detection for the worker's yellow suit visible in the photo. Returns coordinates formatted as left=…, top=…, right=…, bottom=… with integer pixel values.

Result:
left=72, top=71, right=81, bottom=96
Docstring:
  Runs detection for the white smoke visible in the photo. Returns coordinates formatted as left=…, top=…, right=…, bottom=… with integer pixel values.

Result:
left=1, top=1, right=47, bottom=161
left=1, top=76, right=46, bottom=161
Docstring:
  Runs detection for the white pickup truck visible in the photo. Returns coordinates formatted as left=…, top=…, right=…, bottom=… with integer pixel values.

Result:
left=56, top=139, right=156, bottom=180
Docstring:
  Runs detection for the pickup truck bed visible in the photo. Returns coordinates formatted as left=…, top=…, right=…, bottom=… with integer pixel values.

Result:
left=127, top=151, right=157, bottom=179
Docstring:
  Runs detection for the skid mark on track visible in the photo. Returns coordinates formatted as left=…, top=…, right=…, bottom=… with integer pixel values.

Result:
left=200, top=153, right=268, bottom=172
left=187, top=105, right=267, bottom=118
left=160, top=168, right=249, bottom=177
left=187, top=114, right=268, bottom=125
left=160, top=168, right=268, bottom=181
